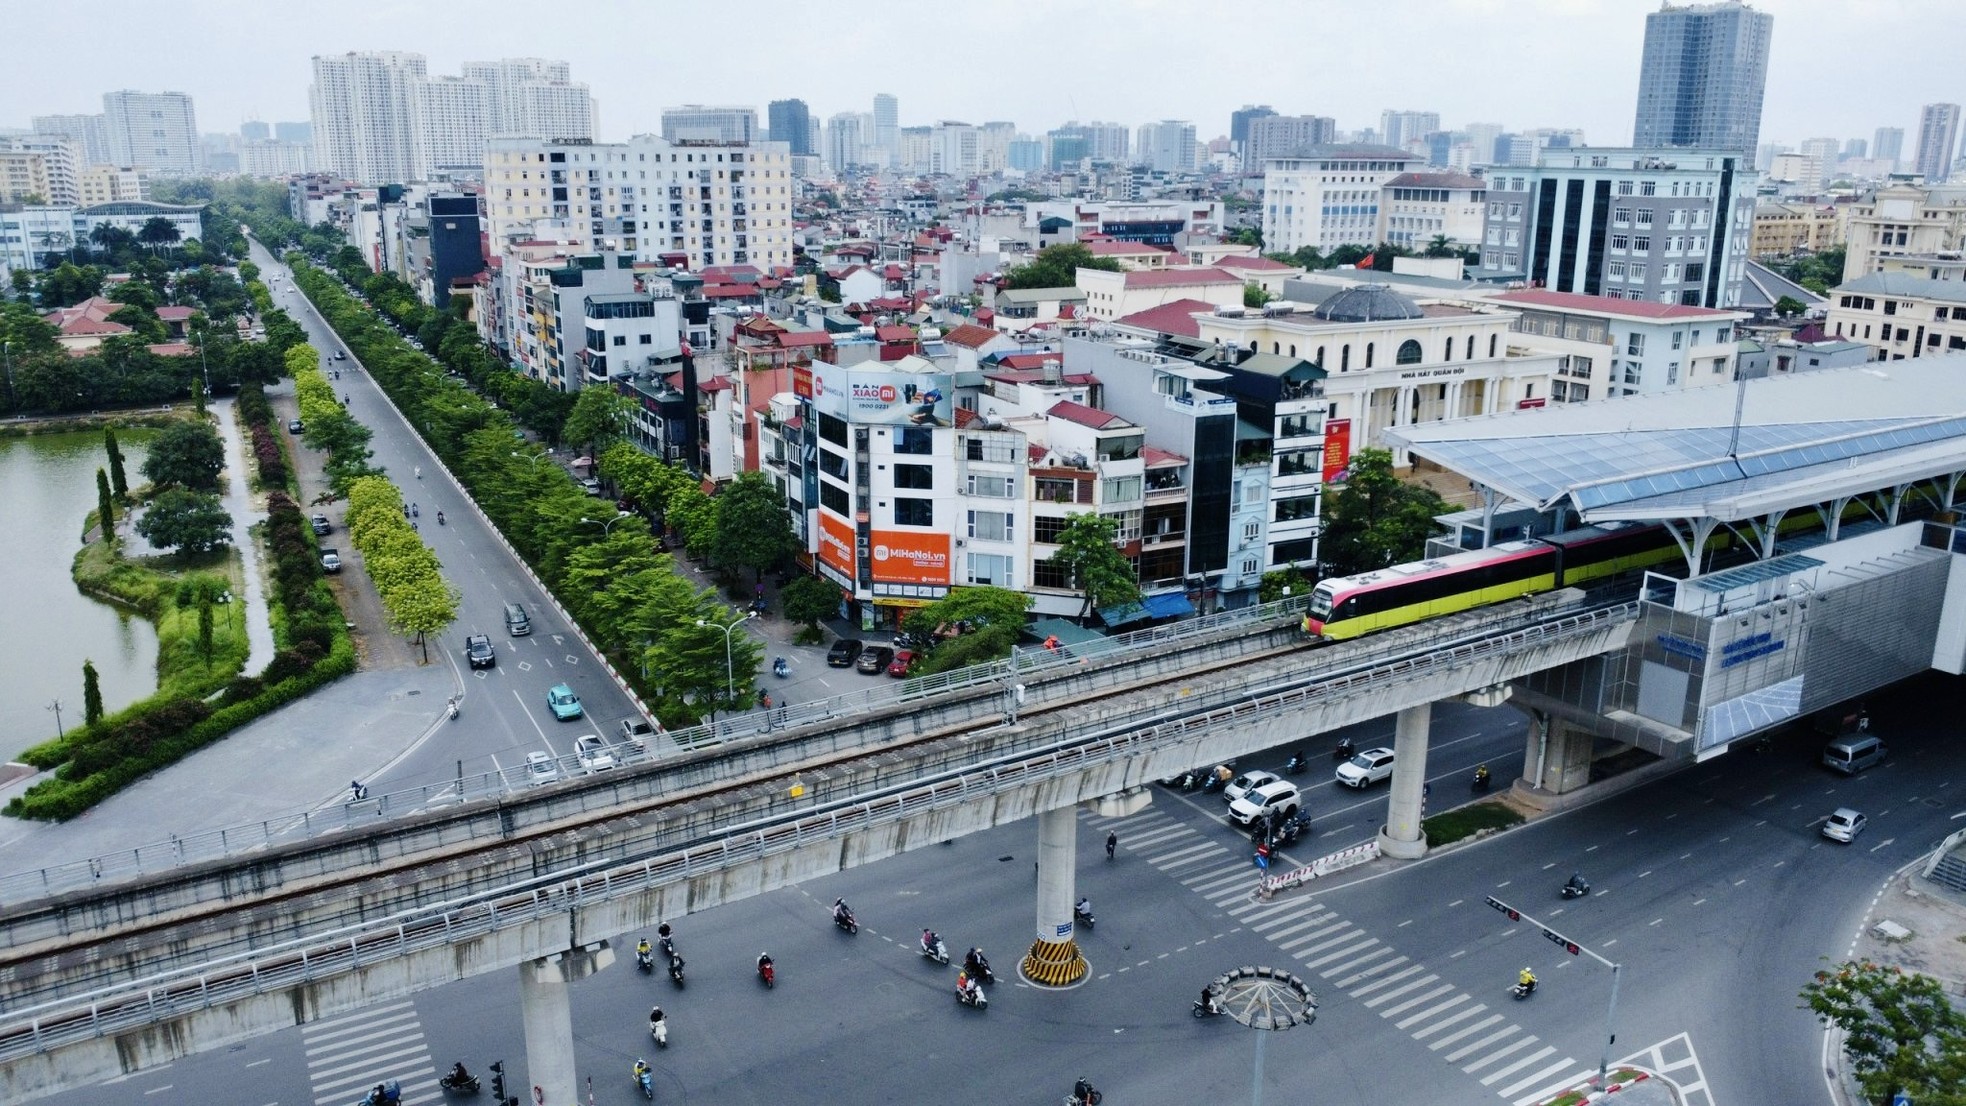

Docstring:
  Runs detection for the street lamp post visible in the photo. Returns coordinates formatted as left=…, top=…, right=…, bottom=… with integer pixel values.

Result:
left=581, top=510, right=633, bottom=537
left=697, top=611, right=758, bottom=701
left=2, top=339, right=14, bottom=411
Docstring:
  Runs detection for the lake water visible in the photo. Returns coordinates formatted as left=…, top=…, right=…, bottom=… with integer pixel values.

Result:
left=0, top=431, right=159, bottom=760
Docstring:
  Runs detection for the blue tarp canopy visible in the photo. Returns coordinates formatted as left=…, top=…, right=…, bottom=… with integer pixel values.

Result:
left=1098, top=592, right=1194, bottom=627
left=1144, top=592, right=1196, bottom=619
left=1024, top=618, right=1106, bottom=647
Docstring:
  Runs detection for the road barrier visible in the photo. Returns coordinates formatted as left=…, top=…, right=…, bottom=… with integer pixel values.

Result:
left=1255, top=840, right=1379, bottom=900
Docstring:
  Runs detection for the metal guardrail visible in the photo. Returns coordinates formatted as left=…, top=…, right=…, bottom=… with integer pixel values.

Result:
left=0, top=598, right=1637, bottom=1060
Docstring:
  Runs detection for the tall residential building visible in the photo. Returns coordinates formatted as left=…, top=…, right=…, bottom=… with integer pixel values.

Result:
left=872, top=93, right=899, bottom=157
left=1230, top=105, right=1276, bottom=153
left=768, top=100, right=813, bottom=156
left=241, top=121, right=272, bottom=142
left=33, top=114, right=110, bottom=165
left=1379, top=110, right=1440, bottom=153
left=238, top=140, right=311, bottom=177
left=1261, top=144, right=1421, bottom=252
left=1007, top=136, right=1045, bottom=172
left=102, top=90, right=200, bottom=174
left=1244, top=115, right=1336, bottom=171
left=0, top=149, right=57, bottom=205
left=1139, top=120, right=1198, bottom=173
left=824, top=113, right=864, bottom=172
left=1046, top=127, right=1092, bottom=170
left=897, top=126, right=932, bottom=173
left=414, top=76, right=491, bottom=177
left=460, top=58, right=595, bottom=139
left=1915, top=104, right=1960, bottom=184
left=78, top=164, right=146, bottom=205
left=481, top=134, right=793, bottom=270
left=311, top=51, right=427, bottom=184
left=275, top=121, right=313, bottom=145
left=1475, top=146, right=1758, bottom=309
left=1630, top=0, right=1774, bottom=164
left=1085, top=121, right=1130, bottom=163
left=930, top=121, right=978, bottom=176
left=978, top=121, right=1017, bottom=173
left=661, top=105, right=757, bottom=145
left=1, top=136, right=82, bottom=204
left=1842, top=138, right=1867, bottom=159
left=1874, top=126, right=1905, bottom=170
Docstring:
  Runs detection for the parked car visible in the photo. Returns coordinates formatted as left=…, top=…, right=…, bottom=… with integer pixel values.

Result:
left=1224, top=769, right=1282, bottom=805
left=1822, top=807, right=1867, bottom=843
left=856, top=645, right=895, bottom=674
left=320, top=547, right=341, bottom=573
left=581, top=478, right=602, bottom=497
left=287, top=418, right=304, bottom=433
left=309, top=513, right=331, bottom=535
left=1227, top=780, right=1302, bottom=827
left=887, top=649, right=916, bottom=678
left=574, top=735, right=617, bottom=772
left=827, top=639, right=863, bottom=667
left=545, top=683, right=582, bottom=721
left=524, top=751, right=560, bottom=787
left=1336, top=747, right=1397, bottom=789
left=465, top=633, right=495, bottom=668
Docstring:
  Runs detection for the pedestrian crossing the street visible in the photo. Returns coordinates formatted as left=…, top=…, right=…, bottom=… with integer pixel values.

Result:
left=1087, top=808, right=1696, bottom=1105
left=301, top=1000, right=442, bottom=1106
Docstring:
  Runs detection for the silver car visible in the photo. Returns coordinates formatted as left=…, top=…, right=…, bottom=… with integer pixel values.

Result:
left=574, top=735, right=618, bottom=772
left=1821, top=807, right=1866, bottom=843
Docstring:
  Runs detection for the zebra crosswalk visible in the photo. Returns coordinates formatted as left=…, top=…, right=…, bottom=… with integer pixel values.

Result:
left=1087, top=807, right=1693, bottom=1106
left=301, top=1000, right=442, bottom=1106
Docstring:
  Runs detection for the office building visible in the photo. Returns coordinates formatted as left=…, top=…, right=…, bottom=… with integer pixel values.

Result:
left=1008, top=137, right=1045, bottom=172
left=768, top=100, right=813, bottom=156
left=102, top=90, right=200, bottom=174
left=1377, top=171, right=1487, bottom=251
left=1915, top=104, right=1960, bottom=184
left=931, top=121, right=978, bottom=176
left=1842, top=138, right=1867, bottom=160
left=78, top=164, right=147, bottom=205
left=1047, top=128, right=1091, bottom=171
left=1838, top=180, right=1966, bottom=281
left=1475, top=146, right=1757, bottom=309
left=1874, top=126, right=1904, bottom=170
left=1261, top=144, right=1420, bottom=252
left=1244, top=115, right=1336, bottom=173
left=1631, top=1, right=1773, bottom=163
left=1230, top=105, right=1276, bottom=154
left=661, top=105, right=757, bottom=145
left=310, top=51, right=427, bottom=184
left=482, top=134, right=793, bottom=270
left=824, top=113, right=865, bottom=172
left=32, top=114, right=110, bottom=165
left=1138, top=120, right=1199, bottom=174
left=978, top=121, right=1017, bottom=174
left=1379, top=110, right=1440, bottom=154
left=873, top=93, right=898, bottom=158
left=0, top=136, right=82, bottom=205
left=1826, top=272, right=1966, bottom=360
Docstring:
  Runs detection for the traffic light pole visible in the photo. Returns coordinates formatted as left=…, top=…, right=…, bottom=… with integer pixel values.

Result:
left=1484, top=896, right=1624, bottom=1092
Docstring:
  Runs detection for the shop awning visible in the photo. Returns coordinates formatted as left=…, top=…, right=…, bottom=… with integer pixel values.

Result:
left=1024, top=618, right=1105, bottom=648
left=1096, top=601, right=1152, bottom=629
left=1143, top=592, right=1196, bottom=619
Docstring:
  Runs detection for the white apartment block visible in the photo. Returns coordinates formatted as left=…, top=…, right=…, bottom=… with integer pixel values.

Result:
left=931, top=122, right=979, bottom=176
left=824, top=114, right=864, bottom=172
left=661, top=106, right=757, bottom=145
left=0, top=152, right=56, bottom=205
left=1376, top=171, right=1486, bottom=251
left=1487, top=289, right=1746, bottom=399
left=311, top=52, right=427, bottom=184
left=31, top=114, right=110, bottom=166
left=101, top=90, right=199, bottom=174
left=238, top=140, right=311, bottom=178
left=1825, top=272, right=1966, bottom=360
left=483, top=136, right=793, bottom=271
left=1840, top=181, right=1966, bottom=281
left=414, top=77, right=491, bottom=178
left=1262, top=144, right=1422, bottom=253
left=460, top=58, right=595, bottom=138
left=0, top=136, right=81, bottom=205
left=78, top=165, right=146, bottom=205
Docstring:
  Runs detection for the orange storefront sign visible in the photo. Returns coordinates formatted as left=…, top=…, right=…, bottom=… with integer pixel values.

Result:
left=818, top=512, right=856, bottom=578
left=870, top=530, right=951, bottom=586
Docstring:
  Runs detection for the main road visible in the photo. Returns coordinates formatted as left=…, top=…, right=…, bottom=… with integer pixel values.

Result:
left=30, top=667, right=1958, bottom=1105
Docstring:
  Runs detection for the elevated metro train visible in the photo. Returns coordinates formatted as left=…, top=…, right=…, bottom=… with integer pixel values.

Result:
left=1303, top=521, right=1687, bottom=640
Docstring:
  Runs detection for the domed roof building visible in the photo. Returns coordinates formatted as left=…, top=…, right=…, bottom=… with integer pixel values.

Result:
left=1309, top=283, right=1425, bottom=324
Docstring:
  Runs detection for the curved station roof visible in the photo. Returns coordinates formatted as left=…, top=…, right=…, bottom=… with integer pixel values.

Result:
left=1385, top=359, right=1966, bottom=525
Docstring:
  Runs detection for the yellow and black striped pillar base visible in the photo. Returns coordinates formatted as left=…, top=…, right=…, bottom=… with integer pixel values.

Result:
left=1021, top=937, right=1088, bottom=986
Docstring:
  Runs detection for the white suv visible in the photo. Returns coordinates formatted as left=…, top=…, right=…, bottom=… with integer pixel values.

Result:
left=574, top=735, right=617, bottom=772
left=1227, top=780, right=1302, bottom=827
left=1336, top=747, right=1397, bottom=789
left=1224, top=769, right=1281, bottom=805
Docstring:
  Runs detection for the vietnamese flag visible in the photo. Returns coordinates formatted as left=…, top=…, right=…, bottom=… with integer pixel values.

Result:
left=1357, top=254, right=1375, bottom=270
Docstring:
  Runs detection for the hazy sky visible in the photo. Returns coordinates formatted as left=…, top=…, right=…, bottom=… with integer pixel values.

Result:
left=8, top=0, right=1962, bottom=151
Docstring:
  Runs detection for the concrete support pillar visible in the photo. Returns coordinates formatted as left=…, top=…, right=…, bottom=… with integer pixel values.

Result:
left=1376, top=702, right=1432, bottom=860
left=1023, top=806, right=1087, bottom=986
left=518, top=944, right=612, bottom=1105
left=1523, top=715, right=1595, bottom=795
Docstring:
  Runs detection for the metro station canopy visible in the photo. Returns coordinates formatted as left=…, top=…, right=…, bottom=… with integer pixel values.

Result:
left=1385, top=359, right=1966, bottom=526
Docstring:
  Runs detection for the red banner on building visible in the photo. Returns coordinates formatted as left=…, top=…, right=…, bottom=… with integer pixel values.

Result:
left=1321, top=418, right=1353, bottom=483
left=791, top=363, right=814, bottom=399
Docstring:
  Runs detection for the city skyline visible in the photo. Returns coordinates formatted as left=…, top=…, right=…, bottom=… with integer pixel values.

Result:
left=7, top=0, right=1964, bottom=157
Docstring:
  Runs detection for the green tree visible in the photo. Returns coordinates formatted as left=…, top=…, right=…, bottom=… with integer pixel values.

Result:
left=104, top=427, right=129, bottom=499
left=383, top=573, right=461, bottom=664
left=638, top=583, right=762, bottom=722
left=1423, top=234, right=1456, bottom=258
left=138, top=216, right=183, bottom=254
left=1228, top=227, right=1263, bottom=248
left=95, top=468, right=116, bottom=542
left=1003, top=243, right=1122, bottom=290
left=141, top=420, right=225, bottom=491
left=1317, top=446, right=1448, bottom=577
left=782, top=574, right=843, bottom=632
left=1044, top=513, right=1140, bottom=619
left=34, top=262, right=105, bottom=308
left=1243, top=282, right=1274, bottom=308
left=562, top=386, right=635, bottom=461
left=900, top=586, right=1033, bottom=675
left=134, top=488, right=233, bottom=555
left=710, top=471, right=797, bottom=584
left=1774, top=295, right=1807, bottom=318
left=198, top=593, right=215, bottom=665
left=1801, top=960, right=1966, bottom=1106
left=81, top=660, right=103, bottom=726
left=1259, top=566, right=1313, bottom=603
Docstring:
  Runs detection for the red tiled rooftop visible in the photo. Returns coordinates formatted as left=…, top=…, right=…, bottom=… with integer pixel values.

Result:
left=57, top=317, right=133, bottom=336
left=146, top=342, right=195, bottom=357
left=776, top=332, right=834, bottom=348
left=876, top=326, right=915, bottom=342
left=1047, top=399, right=1131, bottom=430
left=1122, top=267, right=1240, bottom=289
left=701, top=284, right=761, bottom=298
left=1112, top=298, right=1218, bottom=338
left=1142, top=446, right=1188, bottom=467
left=985, top=367, right=1099, bottom=385
left=1490, top=288, right=1739, bottom=319
left=156, top=305, right=197, bottom=321
left=941, top=323, right=1004, bottom=349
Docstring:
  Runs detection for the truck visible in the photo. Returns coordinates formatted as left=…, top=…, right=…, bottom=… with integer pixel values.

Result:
left=320, top=547, right=342, bottom=573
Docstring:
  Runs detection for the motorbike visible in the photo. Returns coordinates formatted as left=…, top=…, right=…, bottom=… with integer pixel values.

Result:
left=1471, top=766, right=1491, bottom=792
left=1193, top=996, right=1223, bottom=1019
left=1177, top=769, right=1203, bottom=792
left=447, top=698, right=459, bottom=721
left=1074, top=900, right=1096, bottom=929
left=833, top=908, right=859, bottom=935
left=757, top=956, right=775, bottom=988
left=357, top=1082, right=403, bottom=1106
left=1284, top=751, right=1307, bottom=775
left=1274, top=813, right=1311, bottom=847
left=436, top=511, right=445, bottom=526
left=956, top=980, right=988, bottom=1008
left=964, top=957, right=995, bottom=985
left=1334, top=739, right=1357, bottom=761
left=438, top=1071, right=480, bottom=1095
left=1065, top=1088, right=1104, bottom=1106
left=650, top=1016, right=668, bottom=1048
left=635, top=1065, right=654, bottom=1100
left=1560, top=878, right=1590, bottom=900
left=635, top=947, right=653, bottom=974
left=773, top=656, right=789, bottom=678
left=1512, top=978, right=1537, bottom=1000
left=1201, top=767, right=1232, bottom=794
left=920, top=934, right=949, bottom=964
left=666, top=953, right=685, bottom=986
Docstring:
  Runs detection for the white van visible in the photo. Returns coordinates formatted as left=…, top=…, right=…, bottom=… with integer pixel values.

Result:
left=1822, top=733, right=1886, bottom=776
